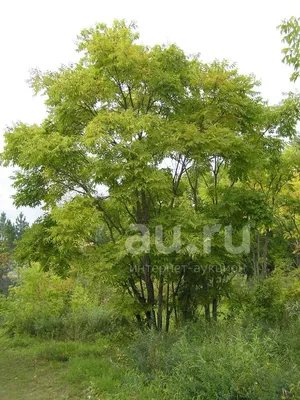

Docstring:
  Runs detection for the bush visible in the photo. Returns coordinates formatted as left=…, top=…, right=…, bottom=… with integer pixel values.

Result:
left=128, top=331, right=177, bottom=378
left=127, top=321, right=300, bottom=399
left=163, top=326, right=287, bottom=399
left=227, top=275, right=286, bottom=325
left=0, top=264, right=130, bottom=340
left=1, top=264, right=72, bottom=337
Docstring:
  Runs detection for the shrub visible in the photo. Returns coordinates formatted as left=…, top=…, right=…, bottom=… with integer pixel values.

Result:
left=0, top=264, right=130, bottom=340
left=1, top=264, right=72, bottom=337
left=120, top=321, right=300, bottom=399
left=227, top=275, right=286, bottom=325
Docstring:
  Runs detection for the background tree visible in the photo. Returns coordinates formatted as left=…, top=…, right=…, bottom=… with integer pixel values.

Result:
left=0, top=212, right=29, bottom=294
left=15, top=212, right=29, bottom=241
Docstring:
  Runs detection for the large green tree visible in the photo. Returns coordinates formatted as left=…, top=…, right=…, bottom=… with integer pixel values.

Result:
left=2, top=20, right=300, bottom=329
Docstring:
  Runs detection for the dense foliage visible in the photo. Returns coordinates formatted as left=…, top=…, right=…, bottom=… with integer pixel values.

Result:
left=2, top=16, right=300, bottom=399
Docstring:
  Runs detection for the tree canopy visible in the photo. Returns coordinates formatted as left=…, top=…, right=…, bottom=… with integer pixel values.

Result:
left=2, top=19, right=300, bottom=329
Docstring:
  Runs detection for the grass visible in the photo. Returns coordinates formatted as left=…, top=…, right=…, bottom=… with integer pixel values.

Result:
left=0, top=347, right=79, bottom=399
left=0, top=328, right=134, bottom=400
left=0, top=329, right=96, bottom=399
left=1, top=320, right=300, bottom=400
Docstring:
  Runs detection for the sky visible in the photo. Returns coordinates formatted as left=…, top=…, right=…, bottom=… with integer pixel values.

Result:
left=0, top=0, right=300, bottom=223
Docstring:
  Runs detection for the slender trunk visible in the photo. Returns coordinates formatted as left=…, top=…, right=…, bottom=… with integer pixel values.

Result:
left=135, top=314, right=143, bottom=329
left=139, top=277, right=145, bottom=300
left=137, top=190, right=157, bottom=329
left=212, top=275, right=218, bottom=321
left=204, top=279, right=210, bottom=321
left=262, top=229, right=270, bottom=277
left=212, top=298, right=218, bottom=321
left=213, top=156, right=218, bottom=205
left=144, top=258, right=156, bottom=328
left=205, top=304, right=210, bottom=321
left=128, top=275, right=146, bottom=306
left=252, top=247, right=256, bottom=278
left=172, top=282, right=178, bottom=324
left=157, top=274, right=164, bottom=330
left=165, top=283, right=170, bottom=332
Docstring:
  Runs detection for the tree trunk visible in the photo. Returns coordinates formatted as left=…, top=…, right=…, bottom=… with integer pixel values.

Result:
left=137, top=190, right=157, bottom=329
left=157, top=274, right=164, bottom=330
left=212, top=298, right=218, bottom=321
left=135, top=314, right=143, bottom=329
left=205, top=304, right=210, bottom=321
left=165, top=283, right=170, bottom=332
left=172, top=282, right=178, bottom=324
left=256, top=231, right=260, bottom=276
left=262, top=229, right=270, bottom=277
left=144, top=259, right=156, bottom=329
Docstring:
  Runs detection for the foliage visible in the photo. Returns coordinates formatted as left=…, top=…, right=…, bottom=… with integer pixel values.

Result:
left=2, top=14, right=300, bottom=400
left=0, top=264, right=127, bottom=339
left=2, top=20, right=300, bottom=328
left=2, top=319, right=300, bottom=399
left=227, top=275, right=287, bottom=325
left=279, top=17, right=300, bottom=82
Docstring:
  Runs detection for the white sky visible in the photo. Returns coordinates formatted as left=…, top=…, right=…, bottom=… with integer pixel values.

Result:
left=0, top=0, right=300, bottom=223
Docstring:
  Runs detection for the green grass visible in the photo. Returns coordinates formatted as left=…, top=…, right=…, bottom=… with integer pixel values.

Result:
left=0, top=328, right=134, bottom=400
left=0, top=329, right=100, bottom=399
left=0, top=346, right=79, bottom=399
left=1, top=321, right=300, bottom=400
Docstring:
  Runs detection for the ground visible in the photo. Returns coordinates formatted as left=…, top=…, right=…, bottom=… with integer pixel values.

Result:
left=0, top=346, right=81, bottom=400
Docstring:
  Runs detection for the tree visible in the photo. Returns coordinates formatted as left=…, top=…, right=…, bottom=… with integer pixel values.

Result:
left=15, top=212, right=29, bottom=241
left=279, top=17, right=300, bottom=82
left=0, top=212, right=7, bottom=240
left=0, top=213, right=15, bottom=294
left=2, top=20, right=300, bottom=329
